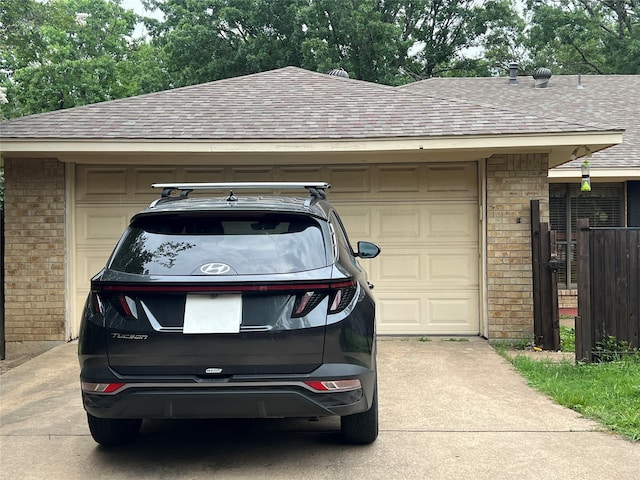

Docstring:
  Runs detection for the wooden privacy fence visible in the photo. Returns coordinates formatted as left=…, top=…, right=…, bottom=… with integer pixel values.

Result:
left=530, top=200, right=560, bottom=351
left=576, top=219, right=640, bottom=362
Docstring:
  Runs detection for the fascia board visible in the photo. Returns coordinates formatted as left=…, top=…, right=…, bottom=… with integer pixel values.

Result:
left=549, top=168, right=640, bottom=182
left=0, top=131, right=623, bottom=156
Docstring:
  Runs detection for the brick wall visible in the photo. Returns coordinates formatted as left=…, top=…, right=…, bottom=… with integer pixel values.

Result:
left=558, top=289, right=578, bottom=309
left=486, top=153, right=549, bottom=340
left=3, top=158, right=66, bottom=341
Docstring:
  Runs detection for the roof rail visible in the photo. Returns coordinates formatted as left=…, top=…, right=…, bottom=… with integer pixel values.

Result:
left=150, top=182, right=331, bottom=206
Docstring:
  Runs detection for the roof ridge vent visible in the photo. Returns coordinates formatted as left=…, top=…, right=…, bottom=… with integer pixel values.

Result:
left=326, top=68, right=349, bottom=78
left=533, top=67, right=552, bottom=88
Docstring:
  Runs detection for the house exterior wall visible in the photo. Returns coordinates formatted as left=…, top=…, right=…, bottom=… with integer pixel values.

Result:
left=3, top=158, right=66, bottom=341
left=559, top=289, right=578, bottom=311
left=486, top=153, right=549, bottom=340
left=1, top=153, right=550, bottom=342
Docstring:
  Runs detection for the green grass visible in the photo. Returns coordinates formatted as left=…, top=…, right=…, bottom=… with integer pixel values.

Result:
left=560, top=325, right=575, bottom=352
left=508, top=353, right=640, bottom=441
left=496, top=323, right=640, bottom=440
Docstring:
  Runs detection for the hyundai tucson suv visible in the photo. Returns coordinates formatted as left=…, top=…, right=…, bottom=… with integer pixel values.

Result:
left=78, top=182, right=380, bottom=445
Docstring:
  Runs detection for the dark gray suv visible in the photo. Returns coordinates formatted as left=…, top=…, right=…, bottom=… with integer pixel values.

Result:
left=78, top=182, right=380, bottom=445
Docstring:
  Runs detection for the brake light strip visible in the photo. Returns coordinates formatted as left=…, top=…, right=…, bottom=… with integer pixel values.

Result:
left=95, top=280, right=355, bottom=294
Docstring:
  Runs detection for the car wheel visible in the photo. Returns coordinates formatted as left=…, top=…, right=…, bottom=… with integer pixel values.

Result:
left=340, top=384, right=378, bottom=444
left=86, top=413, right=142, bottom=446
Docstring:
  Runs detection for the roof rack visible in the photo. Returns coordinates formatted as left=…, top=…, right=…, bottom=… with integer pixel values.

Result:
left=150, top=182, right=331, bottom=206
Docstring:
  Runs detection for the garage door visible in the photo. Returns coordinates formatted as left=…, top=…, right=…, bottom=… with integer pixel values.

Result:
left=72, top=163, right=479, bottom=337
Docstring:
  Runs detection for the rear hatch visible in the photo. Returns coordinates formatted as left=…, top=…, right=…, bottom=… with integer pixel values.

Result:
left=94, top=211, right=351, bottom=376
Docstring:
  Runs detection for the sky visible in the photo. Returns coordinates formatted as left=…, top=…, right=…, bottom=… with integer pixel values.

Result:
left=121, top=0, right=150, bottom=17
left=120, top=0, right=163, bottom=38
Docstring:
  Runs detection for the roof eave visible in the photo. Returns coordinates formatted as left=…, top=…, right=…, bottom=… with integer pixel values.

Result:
left=549, top=167, right=640, bottom=182
left=0, top=131, right=623, bottom=165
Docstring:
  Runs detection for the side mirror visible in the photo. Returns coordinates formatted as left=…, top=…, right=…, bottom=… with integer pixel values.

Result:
left=356, top=241, right=381, bottom=259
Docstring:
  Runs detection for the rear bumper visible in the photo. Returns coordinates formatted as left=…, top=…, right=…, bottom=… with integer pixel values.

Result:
left=81, top=365, right=376, bottom=420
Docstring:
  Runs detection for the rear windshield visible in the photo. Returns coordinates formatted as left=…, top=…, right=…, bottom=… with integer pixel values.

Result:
left=108, top=212, right=329, bottom=275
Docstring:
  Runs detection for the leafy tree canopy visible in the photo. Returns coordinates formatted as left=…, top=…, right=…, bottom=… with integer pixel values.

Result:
left=525, top=0, right=640, bottom=74
left=143, top=0, right=523, bottom=85
left=1, top=0, right=639, bottom=120
left=0, top=0, right=169, bottom=118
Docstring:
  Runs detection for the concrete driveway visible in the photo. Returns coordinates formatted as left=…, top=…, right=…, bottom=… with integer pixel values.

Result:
left=1, top=338, right=638, bottom=479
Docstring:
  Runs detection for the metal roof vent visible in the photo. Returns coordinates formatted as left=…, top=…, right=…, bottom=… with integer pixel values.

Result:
left=326, top=68, right=349, bottom=78
left=533, top=67, right=552, bottom=88
left=508, top=62, right=519, bottom=85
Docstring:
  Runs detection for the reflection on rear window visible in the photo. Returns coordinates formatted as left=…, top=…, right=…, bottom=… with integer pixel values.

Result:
left=109, top=213, right=328, bottom=275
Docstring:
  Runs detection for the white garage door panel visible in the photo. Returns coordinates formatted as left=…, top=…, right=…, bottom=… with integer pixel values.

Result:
left=376, top=252, right=421, bottom=282
left=424, top=164, right=477, bottom=194
left=279, top=166, right=325, bottom=181
left=376, top=292, right=478, bottom=334
left=327, top=166, right=371, bottom=193
left=71, top=163, right=480, bottom=338
left=373, top=247, right=478, bottom=288
left=376, top=165, right=422, bottom=193
left=75, top=208, right=133, bottom=245
left=427, top=249, right=478, bottom=285
left=376, top=291, right=478, bottom=335
left=425, top=204, right=478, bottom=241
left=182, top=167, right=226, bottom=182
left=376, top=207, right=421, bottom=239
left=76, top=249, right=113, bottom=284
left=77, top=167, right=129, bottom=200
left=337, top=203, right=477, bottom=243
left=133, top=168, right=177, bottom=194
left=377, top=295, right=423, bottom=330
left=74, top=249, right=114, bottom=333
left=426, top=293, right=480, bottom=333
left=330, top=205, right=372, bottom=239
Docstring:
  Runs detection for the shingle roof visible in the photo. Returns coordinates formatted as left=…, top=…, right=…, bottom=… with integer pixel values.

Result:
left=0, top=67, right=611, bottom=141
left=400, top=75, right=640, bottom=169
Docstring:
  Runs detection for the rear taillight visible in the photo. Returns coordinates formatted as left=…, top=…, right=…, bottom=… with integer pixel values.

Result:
left=291, top=280, right=357, bottom=318
left=292, top=291, right=327, bottom=317
left=90, top=290, right=138, bottom=319
left=92, top=279, right=357, bottom=319
left=111, top=294, right=137, bottom=318
left=91, top=292, right=105, bottom=316
left=329, top=284, right=357, bottom=314
left=304, top=379, right=362, bottom=392
left=81, top=382, right=126, bottom=394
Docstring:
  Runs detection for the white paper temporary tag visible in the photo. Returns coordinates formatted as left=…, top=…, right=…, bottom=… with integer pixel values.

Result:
left=183, top=294, right=242, bottom=334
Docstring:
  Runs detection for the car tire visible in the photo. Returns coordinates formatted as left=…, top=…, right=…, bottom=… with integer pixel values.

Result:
left=86, top=413, right=142, bottom=446
left=340, top=384, right=378, bottom=444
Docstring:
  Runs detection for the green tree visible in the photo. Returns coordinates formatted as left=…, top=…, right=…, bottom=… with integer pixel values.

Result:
left=0, top=0, right=167, bottom=118
left=144, top=0, right=524, bottom=85
left=525, top=0, right=640, bottom=74
left=474, top=0, right=529, bottom=76
left=303, top=0, right=526, bottom=80
left=143, top=0, right=309, bottom=87
left=300, top=0, right=410, bottom=84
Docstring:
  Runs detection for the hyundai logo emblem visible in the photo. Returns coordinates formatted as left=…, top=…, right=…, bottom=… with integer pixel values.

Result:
left=200, top=263, right=232, bottom=275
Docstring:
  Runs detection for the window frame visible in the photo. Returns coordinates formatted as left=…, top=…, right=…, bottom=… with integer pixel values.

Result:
left=550, top=182, right=625, bottom=288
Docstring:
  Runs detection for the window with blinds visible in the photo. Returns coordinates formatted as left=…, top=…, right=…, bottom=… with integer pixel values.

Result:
left=549, top=183, right=625, bottom=288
